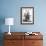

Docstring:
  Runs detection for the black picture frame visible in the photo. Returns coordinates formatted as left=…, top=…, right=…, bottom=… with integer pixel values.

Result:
left=21, top=7, right=34, bottom=24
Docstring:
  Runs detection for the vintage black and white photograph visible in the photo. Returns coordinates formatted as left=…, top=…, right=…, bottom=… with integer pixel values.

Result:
left=21, top=7, right=34, bottom=24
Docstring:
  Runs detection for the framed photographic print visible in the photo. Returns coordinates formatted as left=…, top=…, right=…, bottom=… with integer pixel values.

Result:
left=21, top=7, right=34, bottom=24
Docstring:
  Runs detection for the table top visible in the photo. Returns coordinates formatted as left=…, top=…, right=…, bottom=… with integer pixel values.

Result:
left=4, top=32, right=43, bottom=40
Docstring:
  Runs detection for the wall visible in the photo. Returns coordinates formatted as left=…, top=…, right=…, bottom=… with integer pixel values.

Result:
left=0, top=0, right=46, bottom=46
left=0, top=0, right=46, bottom=32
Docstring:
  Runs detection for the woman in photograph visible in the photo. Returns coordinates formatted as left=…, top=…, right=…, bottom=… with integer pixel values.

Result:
left=23, top=10, right=30, bottom=22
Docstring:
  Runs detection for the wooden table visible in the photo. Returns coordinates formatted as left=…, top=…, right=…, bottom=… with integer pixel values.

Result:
left=4, top=32, right=43, bottom=46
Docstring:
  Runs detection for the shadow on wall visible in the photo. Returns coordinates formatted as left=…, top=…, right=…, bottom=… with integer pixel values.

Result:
left=0, top=16, right=5, bottom=46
